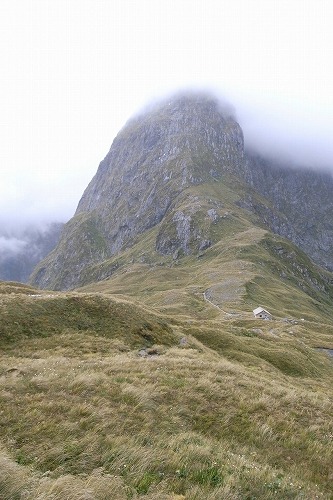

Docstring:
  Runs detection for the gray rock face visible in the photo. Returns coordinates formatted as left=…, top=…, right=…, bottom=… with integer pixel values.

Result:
left=75, top=93, right=244, bottom=256
left=30, top=91, right=333, bottom=290
left=241, top=152, right=333, bottom=271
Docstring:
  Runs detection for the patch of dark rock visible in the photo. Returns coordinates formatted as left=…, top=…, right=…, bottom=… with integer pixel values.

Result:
left=138, top=348, right=159, bottom=357
left=141, top=332, right=153, bottom=342
left=199, top=239, right=212, bottom=251
left=5, top=368, right=24, bottom=376
left=315, top=347, right=333, bottom=357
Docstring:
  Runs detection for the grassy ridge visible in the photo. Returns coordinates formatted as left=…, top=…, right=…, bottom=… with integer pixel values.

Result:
left=0, top=287, right=175, bottom=348
left=0, top=283, right=332, bottom=498
left=79, top=223, right=333, bottom=324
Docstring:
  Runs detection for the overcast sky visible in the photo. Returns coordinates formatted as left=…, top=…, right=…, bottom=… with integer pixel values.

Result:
left=1, top=0, right=332, bottom=230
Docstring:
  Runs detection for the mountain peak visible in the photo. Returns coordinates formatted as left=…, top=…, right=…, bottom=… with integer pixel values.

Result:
left=30, top=92, right=333, bottom=291
left=134, top=90, right=236, bottom=120
left=76, top=90, right=243, bottom=214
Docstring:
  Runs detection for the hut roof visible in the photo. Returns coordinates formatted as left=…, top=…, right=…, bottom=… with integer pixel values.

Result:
left=253, top=307, right=271, bottom=316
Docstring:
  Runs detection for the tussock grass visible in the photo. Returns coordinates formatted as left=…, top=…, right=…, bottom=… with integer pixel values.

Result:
left=0, top=292, right=332, bottom=499
left=0, top=285, right=176, bottom=349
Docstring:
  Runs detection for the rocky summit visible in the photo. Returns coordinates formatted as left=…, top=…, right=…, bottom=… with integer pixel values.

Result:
left=30, top=91, right=333, bottom=291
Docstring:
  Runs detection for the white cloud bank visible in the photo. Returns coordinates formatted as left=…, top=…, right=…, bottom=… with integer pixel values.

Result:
left=0, top=0, right=332, bottom=230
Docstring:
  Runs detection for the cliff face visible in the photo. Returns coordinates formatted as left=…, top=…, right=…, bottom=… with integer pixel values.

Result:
left=76, top=94, right=244, bottom=253
left=241, top=152, right=333, bottom=272
left=30, top=91, right=333, bottom=290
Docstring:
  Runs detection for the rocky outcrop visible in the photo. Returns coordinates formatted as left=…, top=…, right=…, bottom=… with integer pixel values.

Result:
left=241, top=152, right=333, bottom=271
left=75, top=93, right=244, bottom=254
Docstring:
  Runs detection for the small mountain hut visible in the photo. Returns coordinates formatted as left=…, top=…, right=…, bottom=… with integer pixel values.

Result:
left=253, top=307, right=272, bottom=320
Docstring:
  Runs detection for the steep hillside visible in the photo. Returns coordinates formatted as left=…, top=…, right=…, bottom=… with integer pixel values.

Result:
left=29, top=93, right=244, bottom=290
left=242, top=151, right=333, bottom=271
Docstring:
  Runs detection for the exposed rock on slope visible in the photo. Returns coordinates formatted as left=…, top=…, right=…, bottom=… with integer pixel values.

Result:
left=241, top=152, right=333, bottom=271
left=30, top=91, right=333, bottom=290
left=76, top=93, right=244, bottom=253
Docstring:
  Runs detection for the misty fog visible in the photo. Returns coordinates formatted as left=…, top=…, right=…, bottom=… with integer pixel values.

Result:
left=0, top=222, right=63, bottom=282
left=0, top=236, right=27, bottom=259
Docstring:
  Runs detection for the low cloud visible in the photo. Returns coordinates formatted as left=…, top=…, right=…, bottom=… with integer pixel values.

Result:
left=226, top=93, right=333, bottom=171
left=0, top=236, right=27, bottom=260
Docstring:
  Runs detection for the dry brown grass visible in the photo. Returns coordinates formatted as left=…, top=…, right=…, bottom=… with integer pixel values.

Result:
left=0, top=323, right=332, bottom=499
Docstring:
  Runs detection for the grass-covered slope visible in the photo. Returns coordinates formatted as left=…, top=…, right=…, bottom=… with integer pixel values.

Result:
left=0, top=283, right=175, bottom=348
left=13, top=175, right=333, bottom=498
left=78, top=181, right=333, bottom=324
left=1, top=271, right=333, bottom=498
